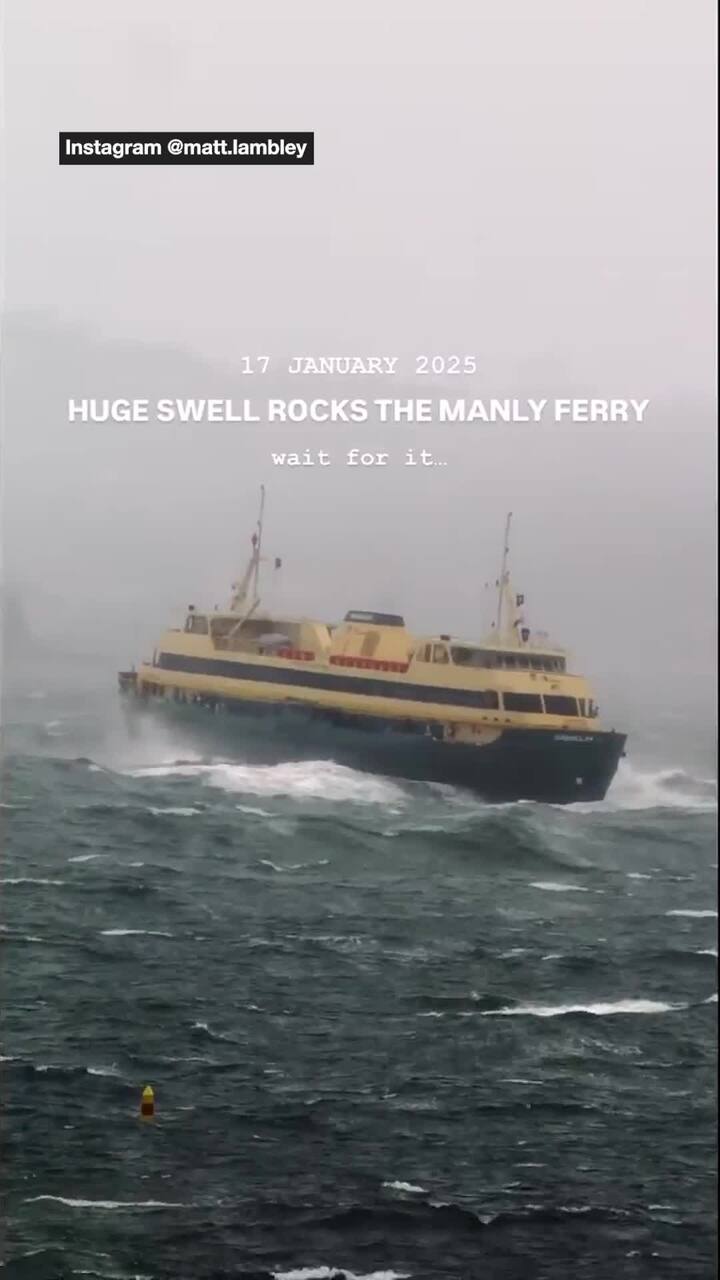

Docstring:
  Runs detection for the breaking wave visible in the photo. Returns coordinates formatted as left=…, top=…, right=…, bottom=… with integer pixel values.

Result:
left=129, top=758, right=406, bottom=806
left=584, top=761, right=717, bottom=813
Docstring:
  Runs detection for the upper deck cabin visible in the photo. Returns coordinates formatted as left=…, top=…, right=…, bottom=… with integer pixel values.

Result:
left=414, top=638, right=567, bottom=673
left=180, top=606, right=330, bottom=659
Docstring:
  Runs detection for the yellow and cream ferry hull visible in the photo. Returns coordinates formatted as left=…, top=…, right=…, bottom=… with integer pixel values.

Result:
left=119, top=652, right=625, bottom=804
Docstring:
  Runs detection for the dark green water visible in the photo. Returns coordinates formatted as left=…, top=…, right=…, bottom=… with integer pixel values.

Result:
left=1, top=688, right=716, bottom=1280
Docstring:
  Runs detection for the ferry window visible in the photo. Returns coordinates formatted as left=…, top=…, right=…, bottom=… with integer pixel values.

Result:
left=451, top=647, right=495, bottom=668
left=451, top=647, right=472, bottom=666
left=476, top=690, right=500, bottom=709
left=345, top=610, right=405, bottom=627
left=502, top=692, right=543, bottom=713
left=544, top=695, right=579, bottom=717
left=432, top=644, right=449, bottom=664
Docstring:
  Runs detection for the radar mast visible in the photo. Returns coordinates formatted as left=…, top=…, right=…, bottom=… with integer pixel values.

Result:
left=229, top=485, right=266, bottom=614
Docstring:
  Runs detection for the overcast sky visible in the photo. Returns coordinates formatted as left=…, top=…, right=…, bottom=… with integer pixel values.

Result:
left=1, top=1, right=716, bottom=725
left=4, top=0, right=716, bottom=384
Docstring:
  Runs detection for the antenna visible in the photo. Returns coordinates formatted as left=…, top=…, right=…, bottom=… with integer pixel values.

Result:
left=495, top=511, right=512, bottom=635
left=252, top=484, right=266, bottom=601
left=229, top=484, right=266, bottom=613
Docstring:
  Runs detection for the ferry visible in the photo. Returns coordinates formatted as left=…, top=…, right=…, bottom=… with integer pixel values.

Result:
left=118, top=491, right=626, bottom=803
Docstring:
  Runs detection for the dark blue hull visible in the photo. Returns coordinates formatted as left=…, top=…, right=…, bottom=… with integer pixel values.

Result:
left=120, top=682, right=626, bottom=804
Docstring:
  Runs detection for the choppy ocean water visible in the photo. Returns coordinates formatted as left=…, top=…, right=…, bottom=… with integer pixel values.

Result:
left=1, top=687, right=716, bottom=1280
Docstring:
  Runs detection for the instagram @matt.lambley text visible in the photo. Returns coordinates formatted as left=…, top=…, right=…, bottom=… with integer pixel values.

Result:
left=59, top=132, right=313, bottom=165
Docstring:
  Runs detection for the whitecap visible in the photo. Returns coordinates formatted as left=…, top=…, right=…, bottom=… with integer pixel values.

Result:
left=73, top=1272, right=153, bottom=1280
left=626, top=872, right=652, bottom=880
left=260, top=859, right=330, bottom=872
left=273, top=1270, right=411, bottom=1280
left=100, top=929, right=173, bottom=938
left=666, top=910, right=717, bottom=918
left=148, top=806, right=202, bottom=817
left=697, top=949, right=718, bottom=957
left=24, top=1195, right=185, bottom=1209
left=0, top=878, right=65, bottom=886
left=482, top=998, right=685, bottom=1018
left=236, top=804, right=273, bottom=817
left=68, top=853, right=102, bottom=863
left=530, top=881, right=588, bottom=893
left=382, top=1180, right=427, bottom=1194
left=191, top=1020, right=235, bottom=1042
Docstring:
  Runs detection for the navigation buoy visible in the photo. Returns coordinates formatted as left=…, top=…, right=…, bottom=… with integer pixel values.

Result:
left=140, top=1085, right=155, bottom=1119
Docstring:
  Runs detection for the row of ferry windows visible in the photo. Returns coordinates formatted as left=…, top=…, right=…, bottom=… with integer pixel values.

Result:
left=415, top=644, right=565, bottom=672
left=451, top=691, right=589, bottom=717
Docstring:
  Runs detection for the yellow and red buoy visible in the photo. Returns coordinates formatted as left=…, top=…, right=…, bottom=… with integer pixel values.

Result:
left=140, top=1085, right=155, bottom=1119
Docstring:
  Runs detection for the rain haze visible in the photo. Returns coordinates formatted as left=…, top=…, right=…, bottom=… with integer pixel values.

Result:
left=1, top=0, right=716, bottom=760
left=1, top=9, right=718, bottom=1278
